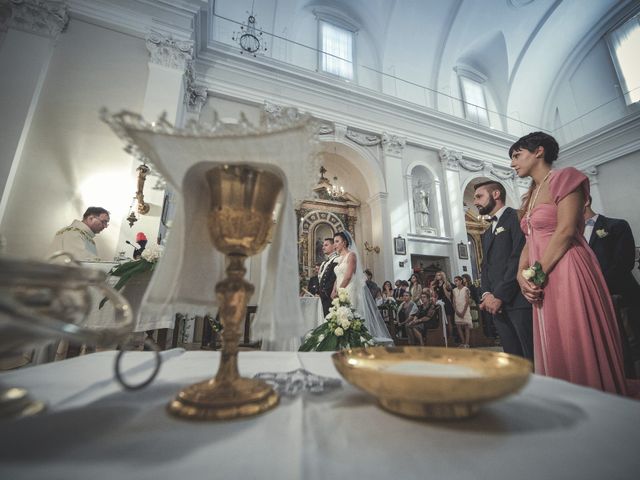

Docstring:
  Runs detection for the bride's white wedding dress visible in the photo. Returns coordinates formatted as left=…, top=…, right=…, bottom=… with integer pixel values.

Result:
left=334, top=252, right=393, bottom=344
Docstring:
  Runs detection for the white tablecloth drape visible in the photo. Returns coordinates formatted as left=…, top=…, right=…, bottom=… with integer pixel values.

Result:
left=1, top=350, right=639, bottom=479
left=299, top=296, right=325, bottom=331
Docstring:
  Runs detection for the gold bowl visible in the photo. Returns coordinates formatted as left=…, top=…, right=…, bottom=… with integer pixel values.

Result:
left=332, top=346, right=532, bottom=420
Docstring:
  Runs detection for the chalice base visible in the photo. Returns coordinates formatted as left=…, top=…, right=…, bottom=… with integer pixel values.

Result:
left=167, top=377, right=279, bottom=421
left=379, top=397, right=480, bottom=420
left=0, top=387, right=46, bottom=419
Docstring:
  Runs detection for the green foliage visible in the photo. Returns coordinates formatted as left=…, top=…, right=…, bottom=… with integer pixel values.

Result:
left=99, top=259, right=156, bottom=309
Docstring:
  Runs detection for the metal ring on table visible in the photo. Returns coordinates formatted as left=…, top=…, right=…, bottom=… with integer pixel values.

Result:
left=114, top=338, right=162, bottom=391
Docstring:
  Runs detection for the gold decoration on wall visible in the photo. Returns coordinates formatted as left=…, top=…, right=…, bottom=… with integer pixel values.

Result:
left=136, top=164, right=150, bottom=215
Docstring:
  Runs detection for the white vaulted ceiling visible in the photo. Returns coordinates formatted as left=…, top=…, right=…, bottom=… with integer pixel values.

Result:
left=205, top=0, right=638, bottom=138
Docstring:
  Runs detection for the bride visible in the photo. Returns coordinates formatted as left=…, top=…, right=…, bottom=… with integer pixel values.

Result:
left=331, top=231, right=393, bottom=344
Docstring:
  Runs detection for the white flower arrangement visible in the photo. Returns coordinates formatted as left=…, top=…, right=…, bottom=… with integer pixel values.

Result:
left=141, top=244, right=163, bottom=262
left=299, top=288, right=375, bottom=351
left=595, top=229, right=608, bottom=238
left=99, top=244, right=163, bottom=308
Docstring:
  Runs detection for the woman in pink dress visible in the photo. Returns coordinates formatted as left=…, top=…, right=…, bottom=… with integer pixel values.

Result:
left=510, top=131, right=628, bottom=395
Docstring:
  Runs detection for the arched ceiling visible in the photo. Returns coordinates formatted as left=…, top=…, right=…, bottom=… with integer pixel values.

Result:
left=212, top=0, right=636, bottom=130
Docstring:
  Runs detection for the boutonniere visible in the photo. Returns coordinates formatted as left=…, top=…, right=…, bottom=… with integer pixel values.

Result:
left=595, top=229, right=608, bottom=238
left=495, top=226, right=506, bottom=235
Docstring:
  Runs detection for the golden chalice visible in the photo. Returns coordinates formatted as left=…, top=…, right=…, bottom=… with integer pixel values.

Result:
left=167, top=165, right=283, bottom=420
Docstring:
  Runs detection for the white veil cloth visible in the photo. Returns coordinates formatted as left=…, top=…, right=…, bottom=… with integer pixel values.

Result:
left=102, top=109, right=319, bottom=351
left=341, top=232, right=393, bottom=345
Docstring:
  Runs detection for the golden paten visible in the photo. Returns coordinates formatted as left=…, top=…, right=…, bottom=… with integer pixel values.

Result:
left=332, top=346, right=532, bottom=420
left=167, top=165, right=283, bottom=421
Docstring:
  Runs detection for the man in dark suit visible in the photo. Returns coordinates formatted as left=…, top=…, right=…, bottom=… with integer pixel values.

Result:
left=318, top=238, right=339, bottom=316
left=584, top=197, right=640, bottom=366
left=307, top=263, right=321, bottom=296
left=474, top=181, right=533, bottom=361
left=584, top=197, right=640, bottom=307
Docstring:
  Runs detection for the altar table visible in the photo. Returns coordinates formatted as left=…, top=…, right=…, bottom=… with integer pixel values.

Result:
left=1, top=350, right=639, bottom=479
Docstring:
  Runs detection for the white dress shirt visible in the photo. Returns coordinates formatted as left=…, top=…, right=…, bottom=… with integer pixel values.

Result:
left=491, top=205, right=508, bottom=233
left=584, top=214, right=599, bottom=242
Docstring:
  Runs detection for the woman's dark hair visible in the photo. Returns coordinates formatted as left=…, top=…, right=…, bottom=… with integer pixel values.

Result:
left=383, top=281, right=393, bottom=290
left=334, top=231, right=350, bottom=247
left=461, top=273, right=472, bottom=285
left=509, top=131, right=559, bottom=164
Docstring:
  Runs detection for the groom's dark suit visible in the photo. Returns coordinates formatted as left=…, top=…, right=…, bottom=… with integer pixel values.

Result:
left=480, top=207, right=533, bottom=361
left=318, top=253, right=338, bottom=316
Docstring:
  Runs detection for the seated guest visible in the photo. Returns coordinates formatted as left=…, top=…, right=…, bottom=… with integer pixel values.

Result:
left=396, top=291, right=418, bottom=341
left=392, top=280, right=405, bottom=301
left=407, top=292, right=438, bottom=345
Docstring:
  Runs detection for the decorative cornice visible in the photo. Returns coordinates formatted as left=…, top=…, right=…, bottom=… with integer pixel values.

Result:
left=439, top=147, right=462, bottom=171
left=382, top=133, right=406, bottom=156
left=318, top=124, right=334, bottom=135
left=458, top=157, right=485, bottom=172
left=582, top=166, right=599, bottom=185
left=406, top=233, right=453, bottom=245
left=184, top=62, right=207, bottom=113
left=489, top=165, right=515, bottom=180
left=6, top=0, right=69, bottom=38
left=557, top=111, right=640, bottom=170
left=345, top=128, right=381, bottom=147
left=262, top=101, right=306, bottom=128
left=146, top=31, right=193, bottom=70
left=366, top=192, right=389, bottom=204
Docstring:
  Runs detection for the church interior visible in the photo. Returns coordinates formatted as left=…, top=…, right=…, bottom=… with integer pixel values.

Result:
left=1, top=1, right=640, bottom=477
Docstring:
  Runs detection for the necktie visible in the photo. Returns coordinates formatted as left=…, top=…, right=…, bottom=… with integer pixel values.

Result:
left=585, top=218, right=596, bottom=226
left=490, top=216, right=498, bottom=233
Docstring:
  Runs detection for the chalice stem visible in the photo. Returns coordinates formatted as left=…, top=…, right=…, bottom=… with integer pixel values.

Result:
left=215, top=254, right=254, bottom=385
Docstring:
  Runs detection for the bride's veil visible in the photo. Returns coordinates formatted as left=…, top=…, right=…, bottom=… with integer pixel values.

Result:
left=343, top=231, right=393, bottom=344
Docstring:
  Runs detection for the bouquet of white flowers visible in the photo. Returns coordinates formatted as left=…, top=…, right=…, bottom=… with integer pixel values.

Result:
left=99, top=245, right=163, bottom=308
left=299, top=288, right=375, bottom=351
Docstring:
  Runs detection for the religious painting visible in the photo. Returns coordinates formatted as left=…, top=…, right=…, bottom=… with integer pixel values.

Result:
left=457, top=242, right=469, bottom=260
left=394, top=236, right=406, bottom=255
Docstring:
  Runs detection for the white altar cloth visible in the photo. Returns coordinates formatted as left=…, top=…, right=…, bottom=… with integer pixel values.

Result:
left=299, top=296, right=325, bottom=331
left=1, top=350, right=639, bottom=480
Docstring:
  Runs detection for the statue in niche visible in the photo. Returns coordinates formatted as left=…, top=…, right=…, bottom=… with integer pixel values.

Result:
left=413, top=181, right=431, bottom=231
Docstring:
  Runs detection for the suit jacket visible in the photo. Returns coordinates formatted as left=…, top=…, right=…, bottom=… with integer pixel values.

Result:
left=588, top=215, right=640, bottom=306
left=307, top=275, right=320, bottom=295
left=480, top=207, right=530, bottom=311
left=318, top=254, right=338, bottom=299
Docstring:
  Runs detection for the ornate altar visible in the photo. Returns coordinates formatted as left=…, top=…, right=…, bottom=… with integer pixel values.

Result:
left=297, top=168, right=360, bottom=277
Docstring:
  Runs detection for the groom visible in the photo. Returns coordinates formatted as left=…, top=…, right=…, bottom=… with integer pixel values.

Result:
left=318, top=237, right=339, bottom=317
left=474, top=181, right=533, bottom=361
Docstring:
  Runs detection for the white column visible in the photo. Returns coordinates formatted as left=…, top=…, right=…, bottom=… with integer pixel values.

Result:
left=0, top=0, right=69, bottom=226
left=583, top=167, right=602, bottom=212
left=366, top=192, right=391, bottom=282
left=439, top=148, right=471, bottom=277
left=382, top=133, right=409, bottom=281
left=115, top=31, right=193, bottom=254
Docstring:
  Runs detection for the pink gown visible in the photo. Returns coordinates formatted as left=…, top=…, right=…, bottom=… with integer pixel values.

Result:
left=522, top=167, right=627, bottom=395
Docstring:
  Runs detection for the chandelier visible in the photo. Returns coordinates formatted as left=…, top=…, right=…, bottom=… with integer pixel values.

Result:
left=326, top=176, right=345, bottom=199
left=314, top=166, right=347, bottom=201
left=232, top=2, right=268, bottom=57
